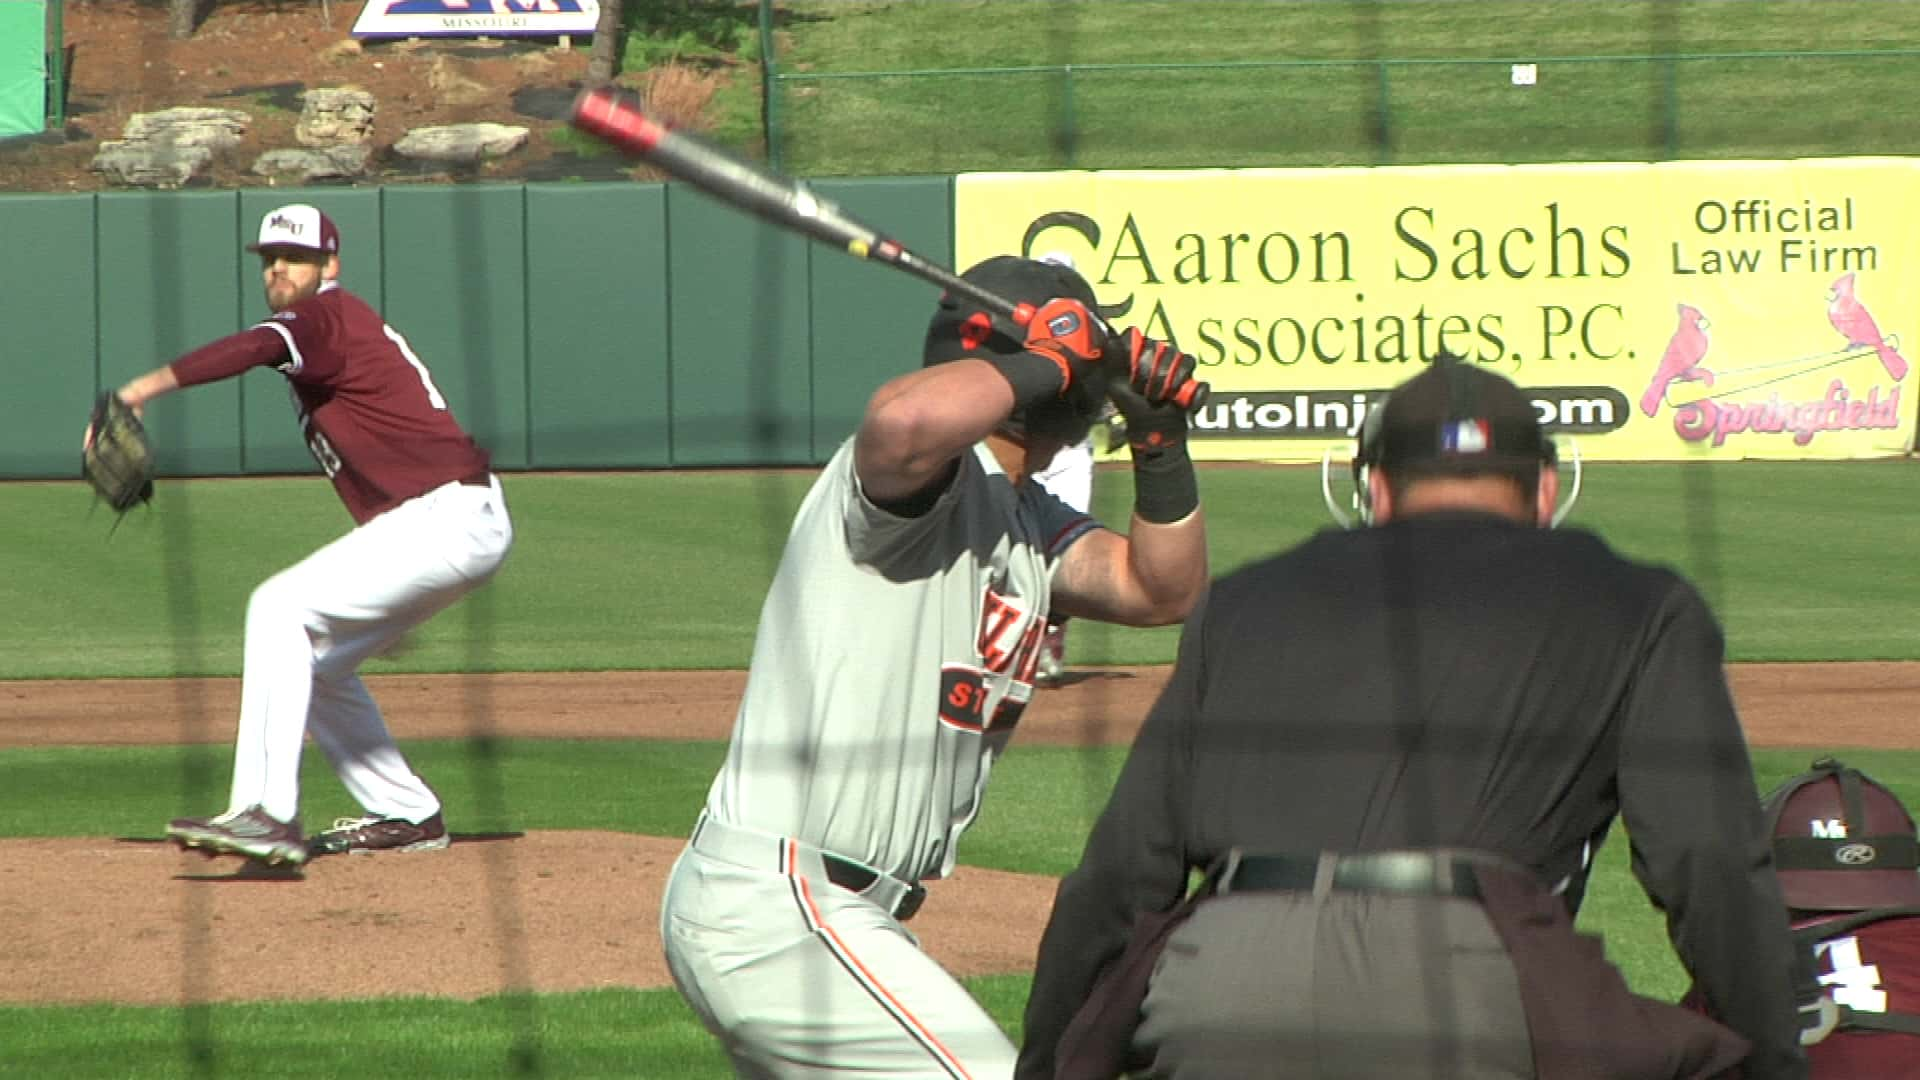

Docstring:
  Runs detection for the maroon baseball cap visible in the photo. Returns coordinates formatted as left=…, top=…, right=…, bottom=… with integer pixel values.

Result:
left=246, top=203, right=341, bottom=255
left=1765, top=757, right=1920, bottom=911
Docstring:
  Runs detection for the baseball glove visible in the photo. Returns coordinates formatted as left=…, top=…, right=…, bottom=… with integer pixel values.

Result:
left=82, top=393, right=155, bottom=516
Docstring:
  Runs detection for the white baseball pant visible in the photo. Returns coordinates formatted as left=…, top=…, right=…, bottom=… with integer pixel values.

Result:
left=224, top=475, right=513, bottom=824
left=661, top=818, right=1016, bottom=1079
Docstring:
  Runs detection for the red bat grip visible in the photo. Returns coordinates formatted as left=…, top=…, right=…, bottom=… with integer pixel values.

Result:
left=571, top=88, right=1214, bottom=411
left=572, top=85, right=666, bottom=152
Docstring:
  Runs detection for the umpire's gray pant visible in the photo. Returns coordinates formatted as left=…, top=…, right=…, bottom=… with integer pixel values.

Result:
left=1132, top=890, right=1535, bottom=1079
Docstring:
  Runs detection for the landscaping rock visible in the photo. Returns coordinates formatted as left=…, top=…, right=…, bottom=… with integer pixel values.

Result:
left=297, top=86, right=377, bottom=146
left=90, top=141, right=215, bottom=188
left=392, top=122, right=529, bottom=164
left=89, top=106, right=250, bottom=187
left=251, top=144, right=374, bottom=183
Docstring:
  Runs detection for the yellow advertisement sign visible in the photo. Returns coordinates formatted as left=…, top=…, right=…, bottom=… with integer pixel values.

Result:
left=955, top=160, right=1920, bottom=461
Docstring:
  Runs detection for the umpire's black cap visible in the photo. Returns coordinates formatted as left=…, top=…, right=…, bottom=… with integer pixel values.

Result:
left=923, top=255, right=1103, bottom=444
left=1357, top=353, right=1554, bottom=475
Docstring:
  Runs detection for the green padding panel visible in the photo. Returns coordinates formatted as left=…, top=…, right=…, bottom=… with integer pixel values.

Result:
left=807, top=177, right=954, bottom=461
left=97, top=191, right=245, bottom=476
left=524, top=182, right=670, bottom=468
left=380, top=185, right=529, bottom=470
left=668, top=185, right=812, bottom=466
left=0, top=1, right=44, bottom=138
left=0, top=194, right=92, bottom=477
left=235, top=189, right=385, bottom=475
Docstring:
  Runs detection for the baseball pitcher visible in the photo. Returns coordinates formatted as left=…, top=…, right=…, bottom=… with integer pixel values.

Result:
left=88, top=203, right=513, bottom=866
left=659, top=255, right=1208, bottom=1078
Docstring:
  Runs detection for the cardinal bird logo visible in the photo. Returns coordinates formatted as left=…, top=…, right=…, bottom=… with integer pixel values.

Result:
left=1640, top=303, right=1714, bottom=417
left=1828, top=272, right=1908, bottom=381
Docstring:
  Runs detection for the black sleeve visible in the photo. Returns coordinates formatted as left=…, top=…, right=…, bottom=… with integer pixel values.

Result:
left=1015, top=597, right=1205, bottom=1079
left=1617, top=580, right=1807, bottom=1080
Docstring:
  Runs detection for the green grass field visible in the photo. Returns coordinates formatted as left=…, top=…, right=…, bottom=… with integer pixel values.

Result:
left=8, top=461, right=1920, bottom=679
left=729, top=1, right=1920, bottom=174
left=5, top=461, right=1920, bottom=1076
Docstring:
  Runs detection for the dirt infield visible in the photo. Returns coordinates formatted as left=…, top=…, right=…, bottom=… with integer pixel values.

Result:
left=2, top=662, right=1913, bottom=1006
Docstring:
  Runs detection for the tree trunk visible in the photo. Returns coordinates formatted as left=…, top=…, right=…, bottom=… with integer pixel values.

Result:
left=586, top=0, right=624, bottom=86
left=167, top=0, right=197, bottom=39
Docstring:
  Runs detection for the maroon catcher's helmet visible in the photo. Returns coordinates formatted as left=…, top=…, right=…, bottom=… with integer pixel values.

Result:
left=1765, top=756, right=1920, bottom=912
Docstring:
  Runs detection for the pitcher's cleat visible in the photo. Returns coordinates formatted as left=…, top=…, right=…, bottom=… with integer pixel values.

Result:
left=308, top=812, right=448, bottom=857
left=167, top=806, right=308, bottom=866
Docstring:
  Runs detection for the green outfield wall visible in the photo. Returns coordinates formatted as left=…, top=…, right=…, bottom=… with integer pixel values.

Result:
left=0, top=178, right=952, bottom=479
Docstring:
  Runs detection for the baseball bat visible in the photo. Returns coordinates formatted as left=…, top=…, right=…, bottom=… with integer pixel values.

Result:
left=569, top=86, right=1207, bottom=411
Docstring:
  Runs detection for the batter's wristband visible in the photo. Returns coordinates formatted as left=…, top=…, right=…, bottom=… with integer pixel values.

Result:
left=983, top=350, right=1068, bottom=410
left=1131, top=440, right=1199, bottom=524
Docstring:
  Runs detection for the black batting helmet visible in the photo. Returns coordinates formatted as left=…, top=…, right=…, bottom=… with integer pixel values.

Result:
left=923, top=255, right=1104, bottom=445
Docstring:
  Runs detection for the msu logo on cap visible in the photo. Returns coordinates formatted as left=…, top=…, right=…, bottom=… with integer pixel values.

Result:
left=248, top=203, right=340, bottom=255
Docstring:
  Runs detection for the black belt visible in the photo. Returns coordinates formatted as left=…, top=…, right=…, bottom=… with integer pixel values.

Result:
left=1225, top=851, right=1484, bottom=902
left=823, top=854, right=928, bottom=921
left=458, top=469, right=492, bottom=488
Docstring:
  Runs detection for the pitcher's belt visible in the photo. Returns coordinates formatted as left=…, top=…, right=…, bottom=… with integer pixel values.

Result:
left=1221, top=849, right=1505, bottom=902
left=690, top=813, right=927, bottom=922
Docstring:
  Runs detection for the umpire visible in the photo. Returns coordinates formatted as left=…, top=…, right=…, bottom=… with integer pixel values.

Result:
left=1016, top=356, right=1807, bottom=1080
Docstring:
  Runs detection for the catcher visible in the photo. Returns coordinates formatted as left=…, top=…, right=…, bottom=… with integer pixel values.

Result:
left=85, top=203, right=513, bottom=866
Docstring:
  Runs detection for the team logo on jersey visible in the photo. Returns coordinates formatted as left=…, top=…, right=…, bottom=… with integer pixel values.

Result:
left=977, top=584, right=1043, bottom=676
left=937, top=665, right=987, bottom=733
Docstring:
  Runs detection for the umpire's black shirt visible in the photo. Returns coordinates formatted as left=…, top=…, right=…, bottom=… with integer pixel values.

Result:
left=1019, top=511, right=1805, bottom=1080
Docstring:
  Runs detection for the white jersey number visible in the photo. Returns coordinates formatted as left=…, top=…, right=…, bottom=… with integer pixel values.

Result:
left=386, top=325, right=448, bottom=411
left=306, top=428, right=343, bottom=478
left=1816, top=934, right=1889, bottom=1012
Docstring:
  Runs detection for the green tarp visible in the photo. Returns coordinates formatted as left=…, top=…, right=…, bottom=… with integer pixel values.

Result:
left=0, top=0, right=46, bottom=138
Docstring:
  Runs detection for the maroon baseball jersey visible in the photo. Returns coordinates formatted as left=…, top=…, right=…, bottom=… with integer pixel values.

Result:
left=1683, top=912, right=1920, bottom=1077
left=172, top=281, right=490, bottom=523
left=1801, top=912, right=1920, bottom=1078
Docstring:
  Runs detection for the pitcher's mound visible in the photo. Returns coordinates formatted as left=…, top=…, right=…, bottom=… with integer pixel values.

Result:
left=0, top=832, right=1056, bottom=1006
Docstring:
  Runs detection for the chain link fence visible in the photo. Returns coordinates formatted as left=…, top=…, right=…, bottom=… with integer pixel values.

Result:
left=760, top=47, right=1920, bottom=174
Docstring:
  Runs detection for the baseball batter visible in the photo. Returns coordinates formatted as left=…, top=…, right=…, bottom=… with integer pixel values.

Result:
left=91, top=203, right=513, bottom=866
left=660, top=255, right=1209, bottom=1078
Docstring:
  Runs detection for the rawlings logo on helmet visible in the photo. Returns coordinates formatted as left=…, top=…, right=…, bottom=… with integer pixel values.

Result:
left=1834, top=843, right=1878, bottom=865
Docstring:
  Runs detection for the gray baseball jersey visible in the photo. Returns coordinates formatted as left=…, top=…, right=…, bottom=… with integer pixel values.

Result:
left=703, top=438, right=1097, bottom=883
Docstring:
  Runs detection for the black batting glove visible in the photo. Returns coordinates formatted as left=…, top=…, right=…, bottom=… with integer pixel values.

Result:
left=1021, top=296, right=1114, bottom=421
left=1110, top=328, right=1196, bottom=452
left=1108, top=330, right=1200, bottom=524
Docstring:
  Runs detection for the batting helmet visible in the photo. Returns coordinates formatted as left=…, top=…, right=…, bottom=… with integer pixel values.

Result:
left=1765, top=756, right=1920, bottom=912
left=922, top=254, right=1105, bottom=445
